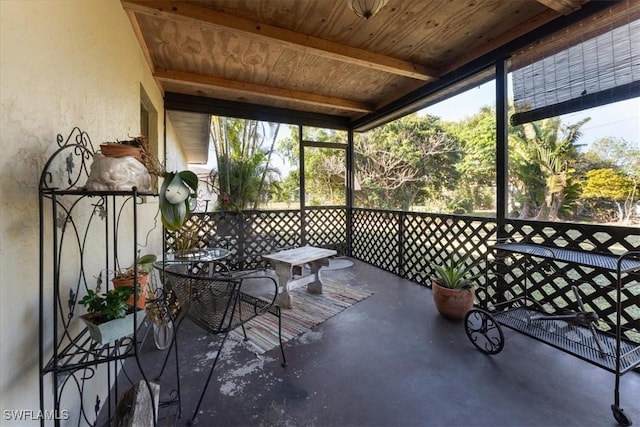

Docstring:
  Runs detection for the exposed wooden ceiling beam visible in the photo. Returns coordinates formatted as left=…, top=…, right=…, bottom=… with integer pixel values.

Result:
left=121, top=0, right=439, bottom=81
left=154, top=68, right=375, bottom=113
left=537, top=0, right=586, bottom=15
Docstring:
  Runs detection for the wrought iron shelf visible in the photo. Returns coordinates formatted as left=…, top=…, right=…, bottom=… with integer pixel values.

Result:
left=39, top=128, right=162, bottom=426
left=493, top=243, right=640, bottom=274
left=495, top=307, right=640, bottom=374
left=43, top=329, right=136, bottom=374
left=40, top=188, right=157, bottom=197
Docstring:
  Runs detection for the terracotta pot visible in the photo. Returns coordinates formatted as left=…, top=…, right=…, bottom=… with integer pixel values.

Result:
left=112, top=273, right=149, bottom=309
left=100, top=143, right=142, bottom=161
left=431, top=280, right=475, bottom=320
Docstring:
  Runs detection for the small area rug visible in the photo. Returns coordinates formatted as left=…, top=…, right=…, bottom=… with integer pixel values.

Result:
left=230, top=281, right=372, bottom=354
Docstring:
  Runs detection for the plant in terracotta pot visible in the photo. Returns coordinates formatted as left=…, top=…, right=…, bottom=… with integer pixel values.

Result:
left=112, top=253, right=157, bottom=309
left=79, top=286, right=137, bottom=344
left=93, top=135, right=199, bottom=232
left=431, top=252, right=482, bottom=320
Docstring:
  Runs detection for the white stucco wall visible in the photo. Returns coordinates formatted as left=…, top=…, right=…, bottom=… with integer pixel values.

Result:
left=0, top=1, right=183, bottom=424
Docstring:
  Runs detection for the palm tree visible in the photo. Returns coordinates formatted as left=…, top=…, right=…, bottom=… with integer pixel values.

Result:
left=510, top=117, right=589, bottom=221
left=208, top=117, right=281, bottom=210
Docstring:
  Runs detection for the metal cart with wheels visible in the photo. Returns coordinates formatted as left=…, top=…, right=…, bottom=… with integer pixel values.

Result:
left=464, top=242, right=640, bottom=427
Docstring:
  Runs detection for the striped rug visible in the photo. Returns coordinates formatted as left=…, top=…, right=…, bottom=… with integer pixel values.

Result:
left=230, top=280, right=373, bottom=354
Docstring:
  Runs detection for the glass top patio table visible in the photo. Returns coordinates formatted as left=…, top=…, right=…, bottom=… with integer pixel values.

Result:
left=166, top=247, right=229, bottom=262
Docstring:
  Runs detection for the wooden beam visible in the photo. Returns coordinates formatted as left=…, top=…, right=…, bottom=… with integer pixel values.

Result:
left=121, top=0, right=439, bottom=81
left=439, top=9, right=560, bottom=75
left=154, top=68, right=375, bottom=113
left=537, top=0, right=586, bottom=15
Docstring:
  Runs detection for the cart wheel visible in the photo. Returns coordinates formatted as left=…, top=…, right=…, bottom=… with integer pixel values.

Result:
left=465, top=308, right=504, bottom=355
left=611, top=404, right=632, bottom=426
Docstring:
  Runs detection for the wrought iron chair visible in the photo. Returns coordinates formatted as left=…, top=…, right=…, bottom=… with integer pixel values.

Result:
left=154, top=260, right=287, bottom=426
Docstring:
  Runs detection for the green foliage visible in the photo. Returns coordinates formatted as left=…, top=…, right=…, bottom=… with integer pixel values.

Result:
left=508, top=117, right=588, bottom=220
left=278, top=127, right=347, bottom=206
left=160, top=170, right=199, bottom=231
left=115, top=253, right=157, bottom=279
left=354, top=114, right=460, bottom=210
left=209, top=117, right=281, bottom=210
left=79, top=287, right=134, bottom=322
left=586, top=137, right=640, bottom=177
left=446, top=195, right=474, bottom=214
left=582, top=168, right=634, bottom=201
left=445, top=106, right=497, bottom=211
left=278, top=169, right=300, bottom=205
left=136, top=253, right=157, bottom=274
left=432, top=252, right=482, bottom=290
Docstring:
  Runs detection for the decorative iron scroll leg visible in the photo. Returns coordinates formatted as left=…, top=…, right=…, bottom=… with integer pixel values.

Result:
left=188, top=333, right=230, bottom=426
left=277, top=306, right=287, bottom=367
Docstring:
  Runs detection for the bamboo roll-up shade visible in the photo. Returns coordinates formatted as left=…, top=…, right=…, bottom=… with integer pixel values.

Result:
left=510, top=1, right=640, bottom=126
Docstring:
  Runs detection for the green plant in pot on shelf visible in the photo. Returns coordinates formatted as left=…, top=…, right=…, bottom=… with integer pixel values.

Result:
left=79, top=286, right=137, bottom=344
left=431, top=252, right=482, bottom=320
left=98, top=136, right=199, bottom=232
left=112, top=253, right=157, bottom=309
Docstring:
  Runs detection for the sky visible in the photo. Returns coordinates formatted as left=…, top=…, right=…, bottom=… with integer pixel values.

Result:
left=198, top=79, right=639, bottom=177
left=422, top=80, right=640, bottom=151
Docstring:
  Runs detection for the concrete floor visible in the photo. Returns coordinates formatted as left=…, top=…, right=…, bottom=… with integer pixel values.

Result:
left=126, top=259, right=640, bottom=427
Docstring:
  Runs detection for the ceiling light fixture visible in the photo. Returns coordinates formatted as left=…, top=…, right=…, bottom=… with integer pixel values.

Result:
left=347, top=0, right=389, bottom=20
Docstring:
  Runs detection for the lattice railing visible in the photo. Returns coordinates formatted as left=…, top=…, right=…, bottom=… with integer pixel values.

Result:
left=166, top=208, right=640, bottom=344
left=306, top=207, right=347, bottom=254
left=350, top=209, right=496, bottom=288
left=165, top=208, right=344, bottom=270
left=351, top=209, right=401, bottom=274
left=500, top=219, right=640, bottom=342
left=401, top=213, right=497, bottom=293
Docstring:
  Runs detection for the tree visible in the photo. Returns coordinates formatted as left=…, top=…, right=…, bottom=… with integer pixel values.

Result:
left=582, top=168, right=637, bottom=223
left=509, top=117, right=589, bottom=221
left=278, top=127, right=347, bottom=206
left=445, top=106, right=496, bottom=211
left=582, top=137, right=640, bottom=178
left=354, top=114, right=461, bottom=210
left=208, top=117, right=281, bottom=210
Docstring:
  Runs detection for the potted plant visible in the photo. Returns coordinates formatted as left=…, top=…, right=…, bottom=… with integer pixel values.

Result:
left=79, top=287, right=138, bottom=344
left=431, top=252, right=481, bottom=320
left=94, top=136, right=199, bottom=232
left=112, top=253, right=157, bottom=309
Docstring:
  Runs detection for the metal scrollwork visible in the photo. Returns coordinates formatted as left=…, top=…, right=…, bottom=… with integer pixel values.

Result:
left=68, top=289, right=76, bottom=320
left=40, top=127, right=96, bottom=191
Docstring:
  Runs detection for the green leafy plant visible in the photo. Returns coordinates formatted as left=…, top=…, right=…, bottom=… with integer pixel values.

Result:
left=159, top=170, right=199, bottom=231
left=100, top=136, right=199, bottom=231
left=115, top=253, right=157, bottom=279
left=432, top=252, right=482, bottom=290
left=79, top=287, right=134, bottom=323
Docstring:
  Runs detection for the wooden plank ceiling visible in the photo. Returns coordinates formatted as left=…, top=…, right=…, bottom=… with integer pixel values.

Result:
left=122, top=0, right=589, bottom=161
